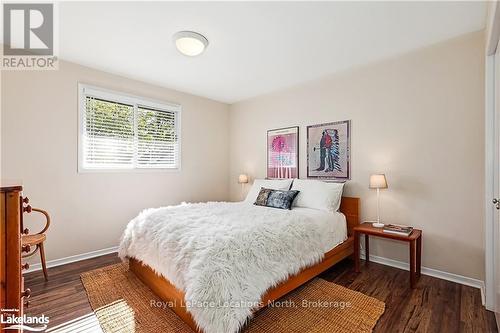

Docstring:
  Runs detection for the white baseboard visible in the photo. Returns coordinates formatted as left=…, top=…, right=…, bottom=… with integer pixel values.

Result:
left=360, top=252, right=486, bottom=305
left=25, top=246, right=119, bottom=274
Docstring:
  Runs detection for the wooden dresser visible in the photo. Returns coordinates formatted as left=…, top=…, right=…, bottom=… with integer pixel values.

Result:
left=1, top=184, right=31, bottom=332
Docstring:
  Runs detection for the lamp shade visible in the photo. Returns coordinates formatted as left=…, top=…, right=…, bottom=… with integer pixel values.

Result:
left=369, top=174, right=388, bottom=189
left=238, top=174, right=249, bottom=184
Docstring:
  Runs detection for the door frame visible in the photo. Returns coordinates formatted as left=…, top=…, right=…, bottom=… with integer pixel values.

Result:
left=485, top=51, right=495, bottom=312
left=485, top=0, right=500, bottom=313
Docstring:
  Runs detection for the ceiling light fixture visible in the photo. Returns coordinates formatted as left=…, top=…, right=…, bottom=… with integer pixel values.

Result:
left=173, top=31, right=209, bottom=57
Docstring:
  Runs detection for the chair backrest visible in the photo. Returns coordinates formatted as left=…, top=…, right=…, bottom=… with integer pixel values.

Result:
left=31, top=208, right=51, bottom=234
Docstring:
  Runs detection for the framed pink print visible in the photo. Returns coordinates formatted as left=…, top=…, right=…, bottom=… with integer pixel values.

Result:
left=267, top=126, right=299, bottom=179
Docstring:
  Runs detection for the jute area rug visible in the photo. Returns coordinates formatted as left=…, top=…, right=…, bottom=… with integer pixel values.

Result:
left=81, top=263, right=384, bottom=333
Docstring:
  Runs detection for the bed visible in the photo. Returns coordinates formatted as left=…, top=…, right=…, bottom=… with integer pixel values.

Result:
left=120, top=196, right=359, bottom=333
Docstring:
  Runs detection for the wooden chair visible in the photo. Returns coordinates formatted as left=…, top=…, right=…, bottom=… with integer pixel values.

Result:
left=22, top=208, right=50, bottom=281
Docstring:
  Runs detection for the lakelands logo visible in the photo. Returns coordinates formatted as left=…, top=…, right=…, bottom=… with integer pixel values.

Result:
left=1, top=313, right=49, bottom=331
left=2, top=2, right=58, bottom=70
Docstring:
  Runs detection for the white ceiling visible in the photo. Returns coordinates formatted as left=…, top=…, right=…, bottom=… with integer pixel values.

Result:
left=59, top=1, right=487, bottom=104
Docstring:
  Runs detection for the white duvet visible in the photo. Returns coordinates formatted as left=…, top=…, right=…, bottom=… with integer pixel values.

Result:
left=119, top=202, right=347, bottom=333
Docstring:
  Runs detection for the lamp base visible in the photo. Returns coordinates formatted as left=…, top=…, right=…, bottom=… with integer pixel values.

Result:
left=372, top=222, right=385, bottom=228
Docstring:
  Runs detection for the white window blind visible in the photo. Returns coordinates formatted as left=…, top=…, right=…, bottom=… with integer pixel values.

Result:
left=137, top=106, right=178, bottom=168
left=79, top=84, right=180, bottom=171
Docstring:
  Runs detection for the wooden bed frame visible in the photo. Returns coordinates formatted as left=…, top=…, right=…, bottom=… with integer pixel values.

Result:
left=129, top=197, right=360, bottom=332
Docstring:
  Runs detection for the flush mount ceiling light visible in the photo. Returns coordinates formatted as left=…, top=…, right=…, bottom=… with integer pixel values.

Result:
left=173, top=31, right=209, bottom=57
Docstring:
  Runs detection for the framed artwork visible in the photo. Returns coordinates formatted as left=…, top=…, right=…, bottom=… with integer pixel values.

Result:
left=307, top=120, right=350, bottom=180
left=267, top=126, right=299, bottom=179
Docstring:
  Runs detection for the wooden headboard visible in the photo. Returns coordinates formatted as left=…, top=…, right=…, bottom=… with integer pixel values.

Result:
left=339, top=197, right=359, bottom=236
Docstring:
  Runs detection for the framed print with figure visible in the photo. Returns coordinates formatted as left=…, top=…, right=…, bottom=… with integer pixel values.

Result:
left=307, top=120, right=350, bottom=180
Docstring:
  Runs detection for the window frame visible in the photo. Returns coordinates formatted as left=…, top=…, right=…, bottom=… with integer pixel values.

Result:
left=78, top=83, right=182, bottom=173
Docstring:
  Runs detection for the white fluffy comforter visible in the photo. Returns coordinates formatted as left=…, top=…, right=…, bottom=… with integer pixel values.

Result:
left=119, top=202, right=329, bottom=333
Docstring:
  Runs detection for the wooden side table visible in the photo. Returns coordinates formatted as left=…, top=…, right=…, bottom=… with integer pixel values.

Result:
left=353, top=223, right=422, bottom=288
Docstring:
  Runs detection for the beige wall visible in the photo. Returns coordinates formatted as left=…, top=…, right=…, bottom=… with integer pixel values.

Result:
left=229, top=31, right=486, bottom=280
left=1, top=60, right=230, bottom=262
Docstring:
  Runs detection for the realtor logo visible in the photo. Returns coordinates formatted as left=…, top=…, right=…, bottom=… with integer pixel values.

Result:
left=2, top=3, right=58, bottom=70
left=0, top=309, right=49, bottom=332
left=4, top=3, right=53, bottom=55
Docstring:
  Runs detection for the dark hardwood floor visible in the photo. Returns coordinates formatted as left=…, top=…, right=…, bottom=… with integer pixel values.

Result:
left=23, top=253, right=497, bottom=332
left=24, top=253, right=120, bottom=332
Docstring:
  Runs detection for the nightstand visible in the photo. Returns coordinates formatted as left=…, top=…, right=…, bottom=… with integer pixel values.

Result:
left=353, top=223, right=422, bottom=288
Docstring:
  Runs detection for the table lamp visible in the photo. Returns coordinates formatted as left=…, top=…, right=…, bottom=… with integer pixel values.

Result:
left=238, top=174, right=248, bottom=184
left=238, top=174, right=249, bottom=199
left=369, top=174, right=388, bottom=227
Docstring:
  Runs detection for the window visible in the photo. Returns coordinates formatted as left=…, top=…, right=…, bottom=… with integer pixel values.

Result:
left=78, top=84, right=181, bottom=171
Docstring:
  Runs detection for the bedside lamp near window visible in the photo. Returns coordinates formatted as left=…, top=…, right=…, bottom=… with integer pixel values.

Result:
left=238, top=174, right=249, bottom=184
left=238, top=174, right=249, bottom=199
left=369, top=174, right=388, bottom=228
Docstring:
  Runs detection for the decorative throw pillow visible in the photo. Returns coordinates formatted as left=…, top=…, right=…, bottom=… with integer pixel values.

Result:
left=254, top=187, right=273, bottom=206
left=266, top=190, right=300, bottom=210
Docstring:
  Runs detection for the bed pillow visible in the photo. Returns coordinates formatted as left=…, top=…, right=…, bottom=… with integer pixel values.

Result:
left=266, top=189, right=300, bottom=210
left=291, top=179, right=345, bottom=212
left=244, top=179, right=293, bottom=203
left=254, top=188, right=273, bottom=206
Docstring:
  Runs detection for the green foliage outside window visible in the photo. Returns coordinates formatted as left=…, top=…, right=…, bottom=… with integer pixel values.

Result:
left=85, top=98, right=133, bottom=140
left=85, top=98, right=176, bottom=143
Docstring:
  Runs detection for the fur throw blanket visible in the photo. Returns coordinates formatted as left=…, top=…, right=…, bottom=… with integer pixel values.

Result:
left=119, top=202, right=327, bottom=333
